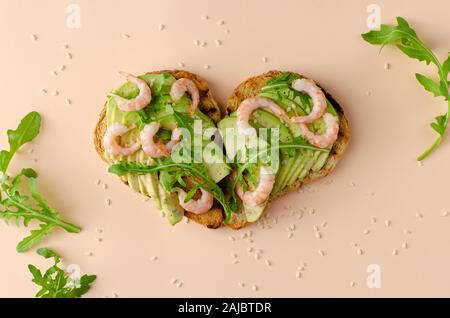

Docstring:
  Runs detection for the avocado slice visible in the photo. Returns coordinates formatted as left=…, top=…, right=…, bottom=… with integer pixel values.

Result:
left=158, top=180, right=184, bottom=225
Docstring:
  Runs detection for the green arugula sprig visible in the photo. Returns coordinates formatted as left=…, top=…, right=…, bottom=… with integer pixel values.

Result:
left=28, top=248, right=96, bottom=298
left=362, top=17, right=450, bottom=160
left=0, top=112, right=81, bottom=252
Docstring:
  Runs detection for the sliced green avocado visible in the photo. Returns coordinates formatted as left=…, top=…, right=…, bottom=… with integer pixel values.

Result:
left=158, top=180, right=184, bottom=225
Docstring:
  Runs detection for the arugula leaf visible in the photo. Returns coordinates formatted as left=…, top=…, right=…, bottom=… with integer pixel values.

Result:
left=0, top=112, right=81, bottom=252
left=0, top=112, right=41, bottom=173
left=362, top=17, right=450, bottom=160
left=28, top=248, right=96, bottom=298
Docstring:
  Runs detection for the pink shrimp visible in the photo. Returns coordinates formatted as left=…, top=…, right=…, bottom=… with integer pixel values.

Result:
left=236, top=97, right=289, bottom=136
left=113, top=72, right=151, bottom=112
left=103, top=123, right=141, bottom=157
left=235, top=166, right=275, bottom=207
left=170, top=78, right=200, bottom=116
left=140, top=122, right=181, bottom=158
left=290, top=78, right=327, bottom=124
left=178, top=188, right=213, bottom=214
left=297, top=113, right=339, bottom=148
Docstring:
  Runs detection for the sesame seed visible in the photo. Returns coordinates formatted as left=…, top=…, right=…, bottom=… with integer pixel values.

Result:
left=194, top=40, right=200, bottom=46
left=59, top=65, right=66, bottom=71
left=321, top=221, right=328, bottom=227
left=160, top=211, right=165, bottom=218
left=415, top=212, right=423, bottom=219
left=85, top=251, right=93, bottom=256
left=315, top=232, right=322, bottom=239
left=96, top=228, right=103, bottom=233
left=217, top=20, right=225, bottom=26
left=228, top=236, right=235, bottom=241
left=318, top=249, right=325, bottom=256
left=215, top=39, right=222, bottom=46
left=265, top=259, right=271, bottom=266
left=96, top=237, right=103, bottom=243
left=112, top=292, right=118, bottom=298
left=254, top=253, right=260, bottom=260
left=256, top=249, right=263, bottom=254
left=384, top=63, right=390, bottom=70
left=238, top=282, right=245, bottom=287
left=442, top=211, right=449, bottom=217
left=350, top=242, right=358, bottom=247
left=184, top=217, right=190, bottom=223
left=350, top=181, right=356, bottom=187
left=232, top=259, right=239, bottom=265
left=142, top=197, right=149, bottom=202
left=40, top=88, right=47, bottom=94
left=403, top=229, right=411, bottom=234
left=247, top=247, right=254, bottom=253
left=357, top=248, right=363, bottom=256
left=51, top=90, right=59, bottom=96
left=402, top=242, right=408, bottom=249
left=30, top=34, right=38, bottom=41
left=201, top=15, right=209, bottom=20
left=225, top=29, right=230, bottom=34
left=296, top=272, right=302, bottom=279
left=313, top=225, right=319, bottom=232
left=252, top=284, right=258, bottom=292
left=262, top=56, right=268, bottom=63
left=363, top=229, right=370, bottom=235
left=105, top=199, right=111, bottom=206
left=385, top=220, right=391, bottom=227
left=417, top=161, right=423, bottom=167
left=28, top=149, right=34, bottom=154
left=170, top=278, right=178, bottom=285
left=287, top=232, right=293, bottom=239
left=176, top=281, right=183, bottom=288
left=65, top=98, right=71, bottom=105
left=350, top=281, right=355, bottom=287
left=230, top=252, right=237, bottom=258
left=151, top=256, right=158, bottom=261
left=370, top=217, right=377, bottom=223
left=51, top=71, right=58, bottom=76
left=203, top=64, right=210, bottom=70
left=66, top=52, right=72, bottom=60
left=366, top=91, right=371, bottom=96
left=121, top=33, right=130, bottom=39
left=178, top=62, right=185, bottom=68
left=200, top=41, right=207, bottom=47
left=102, top=183, right=108, bottom=190
left=392, top=249, right=398, bottom=255
left=158, top=24, right=165, bottom=31
left=94, top=179, right=100, bottom=185
left=63, top=44, right=69, bottom=49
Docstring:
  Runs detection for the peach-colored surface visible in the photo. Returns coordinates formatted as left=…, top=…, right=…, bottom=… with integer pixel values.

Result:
left=1, top=0, right=450, bottom=298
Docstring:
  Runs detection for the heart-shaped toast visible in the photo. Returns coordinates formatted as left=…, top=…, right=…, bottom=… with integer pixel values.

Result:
left=94, top=70, right=350, bottom=229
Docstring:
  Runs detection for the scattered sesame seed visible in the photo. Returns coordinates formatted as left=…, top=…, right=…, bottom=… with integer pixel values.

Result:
left=66, top=52, right=72, bottom=60
left=40, top=88, right=47, bottom=94
left=321, top=221, right=328, bottom=227
left=313, top=225, right=319, bottom=232
left=158, top=24, right=165, bottom=31
left=256, top=249, right=263, bottom=254
left=247, top=230, right=253, bottom=237
left=112, top=292, right=118, bottom=298
left=247, top=247, right=254, bottom=253
left=228, top=236, right=235, bottom=241
left=203, top=64, right=210, bottom=70
left=151, top=256, right=158, bottom=261
left=177, top=282, right=183, bottom=288
left=51, top=90, right=59, bottom=96
left=230, top=252, right=237, bottom=258
left=385, top=220, right=391, bottom=227
left=315, top=232, right=322, bottom=239
left=417, top=161, right=423, bottom=167
left=178, top=62, right=185, bottom=68
left=121, top=34, right=130, bottom=39
left=402, top=242, right=408, bottom=249
left=225, top=29, right=230, bottom=34
left=357, top=248, right=363, bottom=256
left=254, top=253, right=260, bottom=260
left=296, top=271, right=302, bottom=279
left=350, top=281, right=355, bottom=287
left=384, top=63, right=390, bottom=70
left=403, top=229, right=412, bottom=234
left=85, top=251, right=93, bottom=256
left=248, top=238, right=254, bottom=243
left=94, top=179, right=101, bottom=185
left=287, top=232, right=293, bottom=239
left=184, top=217, right=190, bottom=223
left=59, top=65, right=66, bottom=71
left=366, top=91, right=371, bottom=96
left=252, top=284, right=258, bottom=292
left=105, top=199, right=111, bottom=206
left=194, top=40, right=201, bottom=46
left=350, top=242, right=358, bottom=247
left=265, top=259, right=271, bottom=266
left=415, top=212, right=423, bottom=219
left=160, top=211, right=165, bottom=218
left=96, top=228, right=103, bottom=233
left=318, top=249, right=325, bottom=256
left=142, top=197, right=149, bottom=202
left=63, top=44, right=69, bottom=49
left=238, top=282, right=245, bottom=287
left=102, top=183, right=108, bottom=190
left=217, top=20, right=225, bottom=26
left=363, top=229, right=370, bottom=235
left=215, top=39, right=222, bottom=46
left=309, top=208, right=316, bottom=215
left=65, top=98, right=71, bottom=105
left=297, top=265, right=305, bottom=271
left=232, top=259, right=239, bottom=265
left=170, top=278, right=178, bottom=285
left=28, top=148, right=34, bottom=154
left=96, top=237, right=103, bottom=243
left=370, top=217, right=377, bottom=223
left=201, top=15, right=209, bottom=20
left=442, top=211, right=449, bottom=217
left=392, top=249, right=398, bottom=255
left=350, top=181, right=356, bottom=187
left=262, top=56, right=268, bottom=63
left=30, top=34, right=38, bottom=41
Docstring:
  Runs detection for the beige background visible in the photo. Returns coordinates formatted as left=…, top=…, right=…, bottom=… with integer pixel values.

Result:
left=0, top=0, right=450, bottom=297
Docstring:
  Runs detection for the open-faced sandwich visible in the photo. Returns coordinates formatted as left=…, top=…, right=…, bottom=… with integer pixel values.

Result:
left=94, top=70, right=349, bottom=229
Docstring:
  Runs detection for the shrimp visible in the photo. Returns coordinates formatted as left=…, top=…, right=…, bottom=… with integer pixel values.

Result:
left=290, top=78, right=327, bottom=124
left=236, top=97, right=289, bottom=136
left=103, top=123, right=141, bottom=157
left=170, top=78, right=200, bottom=116
left=113, top=72, right=151, bottom=112
left=178, top=188, right=213, bottom=214
left=297, top=113, right=339, bottom=148
left=140, top=122, right=181, bottom=158
left=235, top=166, right=275, bottom=207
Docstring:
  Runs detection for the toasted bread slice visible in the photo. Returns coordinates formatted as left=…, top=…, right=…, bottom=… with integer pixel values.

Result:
left=226, top=70, right=350, bottom=229
left=94, top=70, right=224, bottom=228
